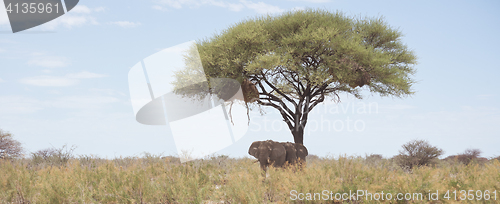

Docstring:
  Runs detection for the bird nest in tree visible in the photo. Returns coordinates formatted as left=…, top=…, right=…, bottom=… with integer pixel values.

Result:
left=349, top=70, right=371, bottom=88
left=241, top=78, right=259, bottom=103
left=333, top=57, right=372, bottom=88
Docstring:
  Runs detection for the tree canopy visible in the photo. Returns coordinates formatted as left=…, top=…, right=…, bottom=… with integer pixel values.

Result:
left=173, top=9, right=417, bottom=144
left=0, top=129, right=24, bottom=159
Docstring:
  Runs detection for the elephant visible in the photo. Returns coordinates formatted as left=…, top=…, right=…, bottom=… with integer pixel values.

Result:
left=248, top=140, right=286, bottom=171
left=281, top=142, right=308, bottom=168
left=248, top=140, right=308, bottom=172
left=293, top=142, right=308, bottom=168
left=281, top=142, right=297, bottom=165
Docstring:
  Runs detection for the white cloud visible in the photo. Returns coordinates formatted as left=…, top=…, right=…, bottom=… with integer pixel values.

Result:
left=110, top=21, right=141, bottom=28
left=157, top=0, right=185, bottom=9
left=71, top=5, right=92, bottom=13
left=155, top=0, right=242, bottom=10
left=239, top=0, right=284, bottom=14
left=207, top=0, right=244, bottom=11
left=152, top=5, right=169, bottom=11
left=379, top=104, right=417, bottom=110
left=0, top=78, right=5, bottom=83
left=0, top=94, right=121, bottom=114
left=71, top=5, right=106, bottom=13
left=28, top=57, right=69, bottom=68
left=288, top=0, right=330, bottom=2
left=153, top=0, right=280, bottom=13
left=20, top=76, right=78, bottom=87
left=50, top=96, right=120, bottom=109
left=19, top=71, right=107, bottom=87
left=37, top=5, right=102, bottom=30
left=62, top=15, right=93, bottom=26
left=42, top=15, right=98, bottom=30
left=94, top=7, right=106, bottom=12
left=223, top=2, right=244, bottom=11
left=89, top=88, right=127, bottom=96
left=0, top=96, right=44, bottom=114
left=67, top=71, right=107, bottom=79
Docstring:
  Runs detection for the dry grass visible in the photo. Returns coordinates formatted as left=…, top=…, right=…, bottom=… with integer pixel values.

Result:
left=1, top=154, right=499, bottom=203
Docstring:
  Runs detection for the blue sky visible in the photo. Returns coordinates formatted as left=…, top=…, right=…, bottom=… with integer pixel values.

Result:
left=0, top=0, right=499, bottom=159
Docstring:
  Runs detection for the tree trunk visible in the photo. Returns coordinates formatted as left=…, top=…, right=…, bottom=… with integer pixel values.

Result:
left=292, top=128, right=304, bottom=144
left=291, top=100, right=307, bottom=145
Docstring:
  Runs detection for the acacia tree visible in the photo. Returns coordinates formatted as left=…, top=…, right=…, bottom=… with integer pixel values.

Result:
left=396, top=140, right=443, bottom=169
left=0, top=129, right=24, bottom=159
left=175, top=9, right=417, bottom=144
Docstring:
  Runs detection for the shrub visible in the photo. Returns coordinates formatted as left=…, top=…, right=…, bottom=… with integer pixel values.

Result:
left=365, top=154, right=383, bottom=160
left=395, top=139, right=444, bottom=169
left=306, top=154, right=320, bottom=164
left=445, top=148, right=486, bottom=165
left=0, top=129, right=24, bottom=159
left=363, top=154, right=388, bottom=169
left=458, top=148, right=482, bottom=165
left=31, top=145, right=76, bottom=167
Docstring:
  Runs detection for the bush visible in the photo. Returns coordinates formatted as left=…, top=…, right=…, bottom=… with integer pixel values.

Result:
left=458, top=148, right=482, bottom=165
left=31, top=145, right=76, bottom=167
left=0, top=129, right=24, bottom=159
left=395, top=139, right=444, bottom=169
left=365, top=154, right=383, bottom=160
left=445, top=148, right=486, bottom=165
left=363, top=154, right=388, bottom=168
left=306, top=154, right=320, bottom=164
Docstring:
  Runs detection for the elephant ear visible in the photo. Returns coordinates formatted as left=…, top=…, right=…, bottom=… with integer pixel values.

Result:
left=248, top=141, right=262, bottom=158
left=295, top=143, right=308, bottom=156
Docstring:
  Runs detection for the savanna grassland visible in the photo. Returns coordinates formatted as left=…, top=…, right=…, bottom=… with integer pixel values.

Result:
left=1, top=153, right=499, bottom=204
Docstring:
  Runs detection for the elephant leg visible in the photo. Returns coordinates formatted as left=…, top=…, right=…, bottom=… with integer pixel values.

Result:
left=294, top=143, right=308, bottom=170
left=270, top=141, right=286, bottom=168
left=282, top=142, right=298, bottom=167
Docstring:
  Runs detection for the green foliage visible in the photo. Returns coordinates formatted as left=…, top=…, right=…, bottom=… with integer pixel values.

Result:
left=171, top=43, right=211, bottom=102
left=174, top=9, right=417, bottom=100
left=172, top=9, right=417, bottom=144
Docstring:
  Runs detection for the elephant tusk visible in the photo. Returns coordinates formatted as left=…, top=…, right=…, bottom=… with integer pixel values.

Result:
left=253, top=160, right=259, bottom=163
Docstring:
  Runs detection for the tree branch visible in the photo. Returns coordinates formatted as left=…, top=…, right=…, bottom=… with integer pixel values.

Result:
left=254, top=77, right=296, bottom=117
left=257, top=100, right=295, bottom=131
left=259, top=72, right=298, bottom=107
